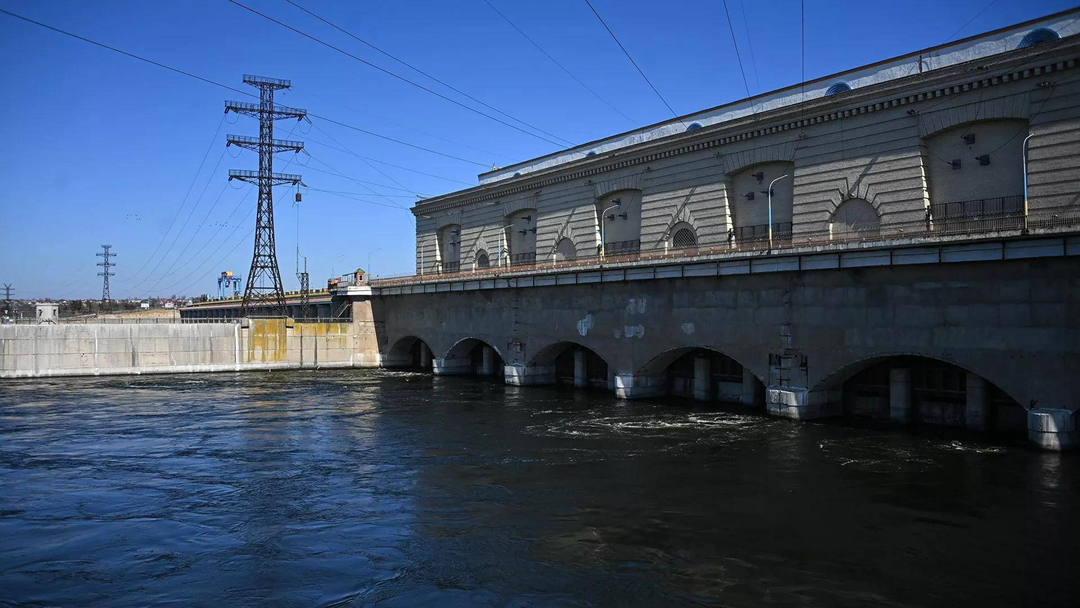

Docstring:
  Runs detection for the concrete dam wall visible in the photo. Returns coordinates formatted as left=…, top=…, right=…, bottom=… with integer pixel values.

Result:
left=0, top=320, right=365, bottom=379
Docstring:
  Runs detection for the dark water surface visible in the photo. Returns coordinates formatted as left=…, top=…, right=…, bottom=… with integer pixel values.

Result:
left=0, top=370, right=1076, bottom=606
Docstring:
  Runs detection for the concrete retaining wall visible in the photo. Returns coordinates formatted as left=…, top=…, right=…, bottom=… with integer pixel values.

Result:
left=0, top=320, right=364, bottom=379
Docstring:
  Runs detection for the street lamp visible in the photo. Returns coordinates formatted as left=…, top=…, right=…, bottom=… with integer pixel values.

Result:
left=768, top=174, right=790, bottom=251
left=331, top=254, right=346, bottom=278
left=367, top=247, right=382, bottom=279
left=498, top=223, right=514, bottom=267
left=1022, top=133, right=1034, bottom=233
left=600, top=199, right=622, bottom=259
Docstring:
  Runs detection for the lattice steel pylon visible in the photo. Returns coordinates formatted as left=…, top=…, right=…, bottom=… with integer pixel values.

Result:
left=296, top=257, right=310, bottom=321
left=2, top=283, right=12, bottom=319
left=96, top=245, right=115, bottom=306
left=226, top=75, right=306, bottom=318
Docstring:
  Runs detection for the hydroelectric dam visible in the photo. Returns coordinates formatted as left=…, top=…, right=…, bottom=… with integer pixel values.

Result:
left=5, top=13, right=1080, bottom=453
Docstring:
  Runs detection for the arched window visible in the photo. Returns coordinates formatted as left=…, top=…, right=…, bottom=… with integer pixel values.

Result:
left=1019, top=27, right=1059, bottom=49
left=825, top=82, right=852, bottom=96
left=554, top=238, right=577, bottom=262
left=686, top=122, right=703, bottom=131
left=830, top=198, right=880, bottom=240
left=670, top=222, right=697, bottom=249
left=475, top=249, right=490, bottom=269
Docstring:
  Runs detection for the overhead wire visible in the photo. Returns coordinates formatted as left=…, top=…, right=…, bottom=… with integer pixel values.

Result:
left=944, top=0, right=1000, bottom=43
left=310, top=122, right=421, bottom=199
left=720, top=0, right=752, bottom=99
left=303, top=136, right=473, bottom=185
left=119, top=114, right=226, bottom=283
left=142, top=121, right=304, bottom=296
left=225, top=0, right=573, bottom=147
left=482, top=0, right=635, bottom=124
left=582, top=0, right=679, bottom=118
left=0, top=7, right=511, bottom=177
left=126, top=148, right=229, bottom=292
left=284, top=0, right=575, bottom=147
left=306, top=91, right=516, bottom=162
left=736, top=0, right=760, bottom=93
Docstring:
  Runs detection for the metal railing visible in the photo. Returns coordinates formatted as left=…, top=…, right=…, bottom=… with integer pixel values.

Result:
left=510, top=252, right=536, bottom=265
left=369, top=203, right=1079, bottom=288
left=928, top=195, right=1024, bottom=235
left=604, top=239, right=641, bottom=255
left=440, top=261, right=461, bottom=274
left=731, top=222, right=793, bottom=244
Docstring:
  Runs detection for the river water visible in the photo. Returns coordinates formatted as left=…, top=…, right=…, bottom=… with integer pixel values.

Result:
left=0, top=370, right=1076, bottom=606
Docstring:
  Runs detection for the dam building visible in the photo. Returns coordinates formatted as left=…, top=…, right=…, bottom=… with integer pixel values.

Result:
left=98, top=10, right=1080, bottom=449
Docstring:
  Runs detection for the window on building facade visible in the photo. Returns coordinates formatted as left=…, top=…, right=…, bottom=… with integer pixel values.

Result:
left=596, top=190, right=642, bottom=255
left=727, top=161, right=794, bottom=245
left=830, top=198, right=880, bottom=240
left=670, top=223, right=697, bottom=249
left=554, top=237, right=577, bottom=262
left=923, top=119, right=1027, bottom=233
left=438, top=224, right=461, bottom=273
left=475, top=249, right=490, bottom=269
left=1018, top=27, right=1059, bottom=49
left=506, top=208, right=537, bottom=265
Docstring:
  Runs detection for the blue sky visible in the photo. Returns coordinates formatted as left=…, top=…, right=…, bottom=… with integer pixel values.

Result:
left=1, top=0, right=1075, bottom=299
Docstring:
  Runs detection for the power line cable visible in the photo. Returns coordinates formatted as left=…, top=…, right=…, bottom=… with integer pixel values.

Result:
left=120, top=114, right=226, bottom=283
left=944, top=0, right=1000, bottom=43
left=307, top=91, right=516, bottom=162
left=306, top=112, right=487, bottom=167
left=284, top=0, right=575, bottom=146
left=582, top=0, right=679, bottom=118
left=303, top=136, right=473, bottom=185
left=293, top=160, right=432, bottom=196
left=0, top=7, right=513, bottom=173
left=736, top=0, right=760, bottom=93
left=141, top=180, right=234, bottom=296
left=225, top=0, right=572, bottom=147
left=127, top=148, right=228, bottom=291
left=482, top=0, right=635, bottom=124
left=310, top=122, right=420, bottom=200
left=720, top=0, right=752, bottom=99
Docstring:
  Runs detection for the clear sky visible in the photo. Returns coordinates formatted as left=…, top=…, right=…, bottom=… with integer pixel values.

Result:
left=1, top=0, right=1075, bottom=299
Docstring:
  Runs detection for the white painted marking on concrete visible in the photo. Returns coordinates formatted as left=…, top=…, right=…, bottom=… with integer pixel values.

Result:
left=681, top=322, right=695, bottom=335
left=576, top=313, right=595, bottom=336
left=624, top=325, right=645, bottom=339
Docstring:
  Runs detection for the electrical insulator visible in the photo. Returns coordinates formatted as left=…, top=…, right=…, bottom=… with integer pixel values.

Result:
left=295, top=191, right=302, bottom=203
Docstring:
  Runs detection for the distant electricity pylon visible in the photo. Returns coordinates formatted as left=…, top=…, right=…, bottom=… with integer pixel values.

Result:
left=96, top=245, right=115, bottom=306
left=2, top=283, right=12, bottom=318
left=297, top=257, right=310, bottom=320
left=225, top=74, right=306, bottom=318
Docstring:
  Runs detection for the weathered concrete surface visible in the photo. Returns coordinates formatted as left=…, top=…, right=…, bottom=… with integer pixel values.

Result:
left=377, top=257, right=1079, bottom=428
left=0, top=319, right=368, bottom=379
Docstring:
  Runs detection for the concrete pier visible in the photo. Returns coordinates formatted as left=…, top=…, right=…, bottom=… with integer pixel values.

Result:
left=890, top=368, right=912, bottom=425
left=614, top=373, right=665, bottom=399
left=1028, top=409, right=1077, bottom=451
left=966, top=373, right=989, bottom=432
left=481, top=345, right=494, bottom=376
left=504, top=363, right=554, bottom=386
left=693, top=356, right=709, bottom=401
left=573, top=349, right=586, bottom=388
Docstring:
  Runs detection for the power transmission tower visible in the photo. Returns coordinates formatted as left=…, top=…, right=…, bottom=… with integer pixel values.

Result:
left=2, top=283, right=12, bottom=319
left=225, top=75, right=306, bottom=318
left=297, top=256, right=310, bottom=320
left=96, top=245, right=115, bottom=308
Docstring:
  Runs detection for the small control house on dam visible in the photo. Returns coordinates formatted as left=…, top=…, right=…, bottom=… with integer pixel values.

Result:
left=178, top=10, right=1080, bottom=450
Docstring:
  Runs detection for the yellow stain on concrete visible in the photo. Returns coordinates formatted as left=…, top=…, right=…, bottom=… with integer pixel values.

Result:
left=248, top=318, right=288, bottom=363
